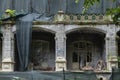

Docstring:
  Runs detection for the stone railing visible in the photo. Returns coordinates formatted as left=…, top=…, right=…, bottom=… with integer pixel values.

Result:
left=54, top=11, right=113, bottom=24
left=0, top=11, right=114, bottom=25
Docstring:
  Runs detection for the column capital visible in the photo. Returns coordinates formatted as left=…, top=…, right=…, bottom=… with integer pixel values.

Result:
left=55, top=36, right=66, bottom=40
left=55, top=32, right=66, bottom=40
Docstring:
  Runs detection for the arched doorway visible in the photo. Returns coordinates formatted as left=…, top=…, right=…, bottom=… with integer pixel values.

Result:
left=30, top=30, right=55, bottom=71
left=66, top=28, right=106, bottom=70
left=14, top=28, right=55, bottom=71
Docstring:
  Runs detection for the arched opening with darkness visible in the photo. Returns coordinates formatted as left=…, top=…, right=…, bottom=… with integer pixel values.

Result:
left=30, top=30, right=55, bottom=71
left=66, top=28, right=106, bottom=71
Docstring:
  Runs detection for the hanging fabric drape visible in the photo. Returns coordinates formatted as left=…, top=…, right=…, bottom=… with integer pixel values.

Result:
left=1, top=0, right=119, bottom=16
left=0, top=0, right=12, bottom=15
left=16, top=21, right=32, bottom=71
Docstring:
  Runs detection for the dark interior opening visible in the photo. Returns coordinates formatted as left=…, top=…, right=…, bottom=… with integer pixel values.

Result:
left=30, top=30, right=55, bottom=71
left=66, top=29, right=105, bottom=70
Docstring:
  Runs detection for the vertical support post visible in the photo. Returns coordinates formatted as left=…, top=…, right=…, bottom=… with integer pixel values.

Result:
left=2, top=24, right=14, bottom=71
left=106, top=32, right=118, bottom=71
left=55, top=25, right=66, bottom=71
left=105, top=34, right=110, bottom=71
left=108, top=35, right=118, bottom=71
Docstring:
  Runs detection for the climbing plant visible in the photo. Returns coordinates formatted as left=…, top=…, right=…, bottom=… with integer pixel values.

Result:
left=75, top=0, right=120, bottom=25
left=4, top=9, right=16, bottom=17
left=75, top=0, right=100, bottom=13
left=106, top=7, right=120, bottom=25
left=0, top=9, right=16, bottom=23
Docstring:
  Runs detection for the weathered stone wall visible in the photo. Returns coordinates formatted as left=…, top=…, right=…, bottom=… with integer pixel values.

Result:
left=0, top=23, right=120, bottom=72
left=32, top=24, right=120, bottom=71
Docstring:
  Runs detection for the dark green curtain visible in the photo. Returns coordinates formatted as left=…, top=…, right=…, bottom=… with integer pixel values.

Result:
left=0, top=0, right=12, bottom=15
left=0, top=0, right=119, bottom=16
left=16, top=21, right=32, bottom=71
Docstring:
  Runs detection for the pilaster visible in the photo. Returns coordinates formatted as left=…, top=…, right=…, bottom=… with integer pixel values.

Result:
left=106, top=32, right=118, bottom=71
left=2, top=24, right=14, bottom=71
left=105, top=34, right=110, bottom=71
left=55, top=25, right=66, bottom=71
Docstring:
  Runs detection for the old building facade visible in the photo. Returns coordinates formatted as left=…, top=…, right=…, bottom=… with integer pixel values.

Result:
left=0, top=0, right=120, bottom=80
left=0, top=12, right=120, bottom=73
left=0, top=10, right=120, bottom=80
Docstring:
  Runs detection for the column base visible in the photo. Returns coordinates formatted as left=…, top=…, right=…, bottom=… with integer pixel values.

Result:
left=2, top=58, right=14, bottom=72
left=108, top=56, right=118, bottom=71
left=55, top=57, right=66, bottom=71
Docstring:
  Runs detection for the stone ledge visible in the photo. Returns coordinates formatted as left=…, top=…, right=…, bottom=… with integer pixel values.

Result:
left=2, top=58, right=14, bottom=63
left=55, top=57, right=66, bottom=63
left=108, top=56, right=118, bottom=62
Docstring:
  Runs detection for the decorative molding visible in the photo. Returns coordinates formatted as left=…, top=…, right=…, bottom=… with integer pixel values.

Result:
left=54, top=12, right=113, bottom=24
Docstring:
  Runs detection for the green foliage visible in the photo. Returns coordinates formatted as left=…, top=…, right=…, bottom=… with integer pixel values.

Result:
left=0, top=20, right=2, bottom=24
left=118, top=56, right=120, bottom=62
left=0, top=9, right=16, bottom=21
left=75, top=0, right=120, bottom=25
left=106, top=7, right=120, bottom=25
left=5, top=9, right=16, bottom=17
left=75, top=0, right=100, bottom=13
left=75, top=0, right=117, bottom=13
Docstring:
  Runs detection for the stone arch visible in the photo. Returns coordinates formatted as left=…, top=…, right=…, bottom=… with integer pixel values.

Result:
left=65, top=27, right=106, bottom=35
left=13, top=25, right=56, bottom=34
left=66, top=26, right=106, bottom=70
left=33, top=25, right=56, bottom=34
left=14, top=27, right=56, bottom=71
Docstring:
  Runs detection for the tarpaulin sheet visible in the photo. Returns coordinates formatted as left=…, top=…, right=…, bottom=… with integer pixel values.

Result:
left=0, top=0, right=119, bottom=16
left=110, top=68, right=120, bottom=80
left=16, top=21, right=32, bottom=71
left=0, top=71, right=97, bottom=80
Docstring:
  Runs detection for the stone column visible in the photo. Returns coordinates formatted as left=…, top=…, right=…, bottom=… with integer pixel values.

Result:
left=55, top=25, right=66, bottom=71
left=106, top=33, right=118, bottom=71
left=2, top=24, right=14, bottom=71
left=105, top=34, right=110, bottom=71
